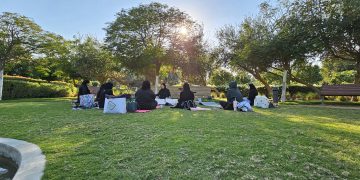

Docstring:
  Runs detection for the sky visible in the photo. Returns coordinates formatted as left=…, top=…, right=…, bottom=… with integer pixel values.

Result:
left=1, top=0, right=271, bottom=45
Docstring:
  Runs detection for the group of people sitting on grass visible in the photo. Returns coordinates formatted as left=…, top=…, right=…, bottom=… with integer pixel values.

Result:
left=77, top=79, right=260, bottom=111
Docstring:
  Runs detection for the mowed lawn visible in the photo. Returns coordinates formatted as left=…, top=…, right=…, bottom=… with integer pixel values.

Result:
left=0, top=99, right=359, bottom=179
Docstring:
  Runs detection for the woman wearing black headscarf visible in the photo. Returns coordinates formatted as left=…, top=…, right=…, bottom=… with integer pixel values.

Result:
left=173, top=83, right=195, bottom=109
left=220, top=81, right=243, bottom=110
left=135, top=80, right=158, bottom=110
left=248, top=83, right=258, bottom=106
left=77, top=80, right=90, bottom=103
left=98, top=82, right=114, bottom=108
left=156, top=83, right=171, bottom=99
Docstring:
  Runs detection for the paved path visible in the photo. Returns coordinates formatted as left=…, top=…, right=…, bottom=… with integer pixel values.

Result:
left=294, top=104, right=360, bottom=110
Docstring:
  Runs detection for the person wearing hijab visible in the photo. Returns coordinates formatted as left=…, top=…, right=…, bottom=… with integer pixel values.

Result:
left=95, top=83, right=106, bottom=102
left=77, top=80, right=90, bottom=103
left=156, top=83, right=171, bottom=99
left=248, top=83, right=258, bottom=106
left=220, top=81, right=243, bottom=110
left=135, top=80, right=158, bottom=110
left=98, top=82, right=114, bottom=108
left=173, top=83, right=195, bottom=109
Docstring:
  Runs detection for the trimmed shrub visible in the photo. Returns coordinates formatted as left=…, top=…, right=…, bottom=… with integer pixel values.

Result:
left=4, top=75, right=47, bottom=83
left=3, top=79, right=76, bottom=100
left=215, top=85, right=319, bottom=100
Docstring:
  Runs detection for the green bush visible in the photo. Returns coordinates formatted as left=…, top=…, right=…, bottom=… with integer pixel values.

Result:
left=211, top=91, right=219, bottom=99
left=215, top=85, right=319, bottom=100
left=90, top=81, right=100, bottom=87
left=219, top=92, right=226, bottom=99
left=3, top=80, right=76, bottom=100
left=336, top=96, right=349, bottom=102
left=4, top=75, right=47, bottom=83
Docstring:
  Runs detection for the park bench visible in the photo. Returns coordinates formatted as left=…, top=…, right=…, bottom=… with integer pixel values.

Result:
left=168, top=86, right=212, bottom=99
left=320, top=84, right=360, bottom=103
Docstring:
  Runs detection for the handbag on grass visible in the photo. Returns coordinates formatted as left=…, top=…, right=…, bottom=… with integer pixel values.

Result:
left=104, top=97, right=127, bottom=114
left=126, top=98, right=138, bottom=113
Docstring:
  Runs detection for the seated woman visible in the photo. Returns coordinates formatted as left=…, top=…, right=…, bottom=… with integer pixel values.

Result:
left=135, top=80, right=158, bottom=110
left=98, top=82, right=114, bottom=108
left=156, top=83, right=171, bottom=99
left=220, top=81, right=243, bottom=110
left=77, top=80, right=90, bottom=103
left=248, top=83, right=258, bottom=106
left=173, top=83, right=195, bottom=109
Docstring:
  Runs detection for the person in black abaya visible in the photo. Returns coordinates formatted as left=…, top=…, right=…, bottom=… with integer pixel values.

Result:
left=173, top=83, right=195, bottom=109
left=135, top=80, right=158, bottom=110
left=77, top=80, right=90, bottom=103
left=248, top=83, right=258, bottom=106
left=220, top=81, right=243, bottom=110
left=98, top=82, right=114, bottom=108
left=156, top=83, right=171, bottom=99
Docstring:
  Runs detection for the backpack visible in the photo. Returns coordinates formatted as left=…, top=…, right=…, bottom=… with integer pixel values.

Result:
left=181, top=100, right=197, bottom=110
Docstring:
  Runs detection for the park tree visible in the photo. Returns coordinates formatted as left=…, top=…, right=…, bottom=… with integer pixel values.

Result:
left=32, top=32, right=73, bottom=81
left=253, top=1, right=324, bottom=94
left=321, top=58, right=356, bottom=84
left=105, top=2, right=197, bottom=88
left=288, top=0, right=360, bottom=84
left=4, top=31, right=77, bottom=82
left=71, top=36, right=117, bottom=83
left=209, top=69, right=234, bottom=87
left=213, top=20, right=273, bottom=95
left=235, top=71, right=252, bottom=85
left=168, top=25, right=212, bottom=85
left=0, top=12, right=43, bottom=100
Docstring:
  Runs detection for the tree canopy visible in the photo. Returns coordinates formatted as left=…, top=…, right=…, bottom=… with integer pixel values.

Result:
left=105, top=2, right=201, bottom=82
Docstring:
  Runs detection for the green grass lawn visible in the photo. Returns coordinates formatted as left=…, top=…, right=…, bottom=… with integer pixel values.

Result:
left=0, top=98, right=359, bottom=179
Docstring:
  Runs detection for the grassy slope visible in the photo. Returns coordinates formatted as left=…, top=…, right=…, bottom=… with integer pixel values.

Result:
left=0, top=98, right=359, bottom=179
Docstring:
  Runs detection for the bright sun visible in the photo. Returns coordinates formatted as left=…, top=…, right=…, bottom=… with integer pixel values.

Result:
left=179, top=26, right=188, bottom=35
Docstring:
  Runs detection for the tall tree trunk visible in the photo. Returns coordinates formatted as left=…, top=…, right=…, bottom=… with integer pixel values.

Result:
left=154, top=62, right=161, bottom=94
left=352, top=60, right=360, bottom=101
left=281, top=70, right=288, bottom=102
left=0, top=61, right=4, bottom=101
left=354, top=60, right=360, bottom=84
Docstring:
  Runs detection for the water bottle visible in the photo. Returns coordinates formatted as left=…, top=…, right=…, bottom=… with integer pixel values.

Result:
left=233, top=98, right=238, bottom=111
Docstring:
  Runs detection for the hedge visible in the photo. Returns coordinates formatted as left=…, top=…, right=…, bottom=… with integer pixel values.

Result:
left=2, top=78, right=76, bottom=100
left=214, top=85, right=319, bottom=99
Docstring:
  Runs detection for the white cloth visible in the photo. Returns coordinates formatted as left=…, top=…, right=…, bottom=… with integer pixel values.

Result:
left=254, top=95, right=270, bottom=108
left=237, top=98, right=253, bottom=111
left=80, top=94, right=95, bottom=108
left=166, top=98, right=178, bottom=106
left=155, top=99, right=166, bottom=105
left=103, top=97, right=127, bottom=114
left=155, top=98, right=178, bottom=106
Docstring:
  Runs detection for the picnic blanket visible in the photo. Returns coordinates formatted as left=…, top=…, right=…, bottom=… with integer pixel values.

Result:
left=190, top=107, right=211, bottom=111
left=135, top=110, right=151, bottom=113
left=199, top=101, right=222, bottom=108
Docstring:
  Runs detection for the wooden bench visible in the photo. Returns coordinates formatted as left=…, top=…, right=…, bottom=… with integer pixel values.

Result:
left=320, top=84, right=360, bottom=103
left=167, top=86, right=212, bottom=99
